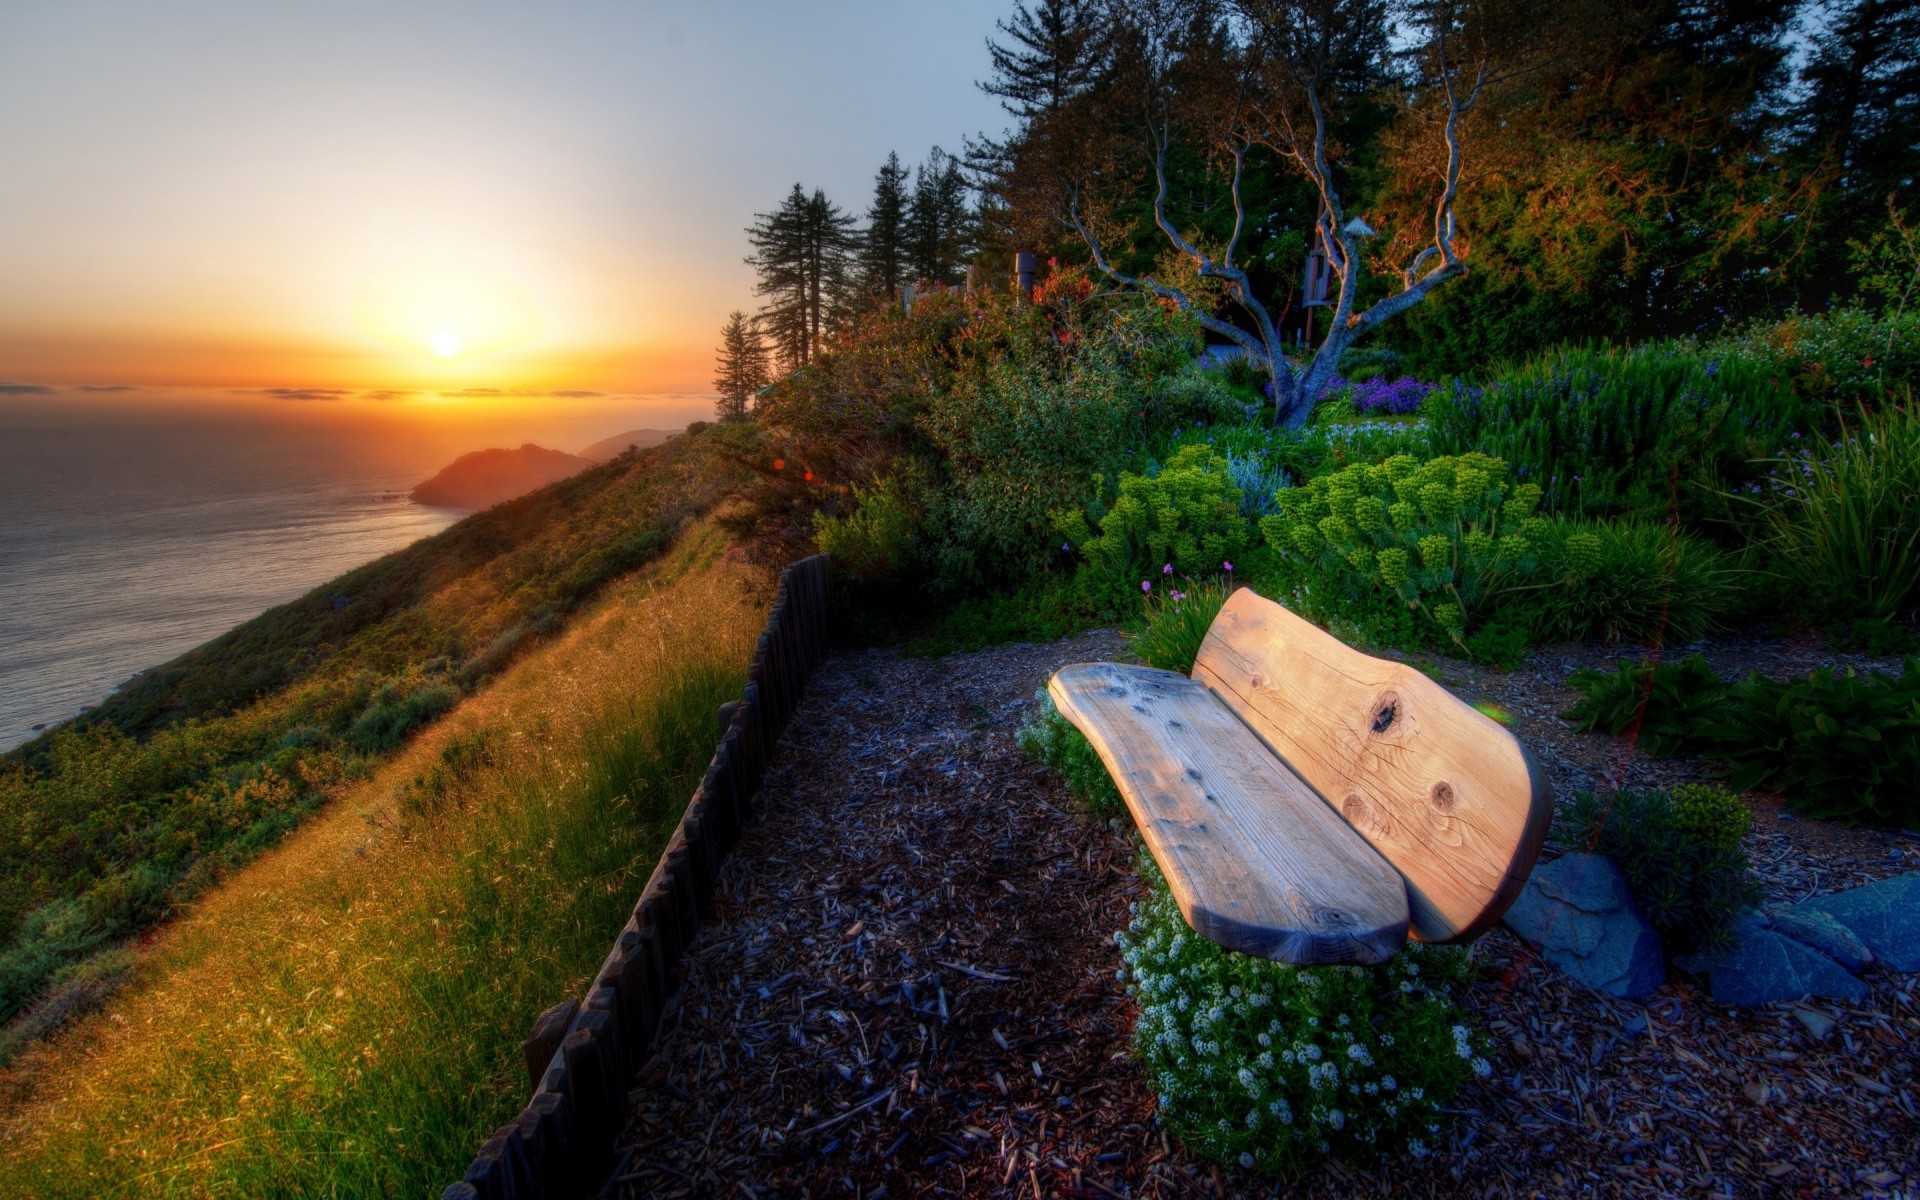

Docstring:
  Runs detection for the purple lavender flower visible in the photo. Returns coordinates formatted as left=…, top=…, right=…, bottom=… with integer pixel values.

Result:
left=1142, top=580, right=1152, bottom=594
left=1222, top=560, right=1234, bottom=573
left=1163, top=563, right=1174, bottom=576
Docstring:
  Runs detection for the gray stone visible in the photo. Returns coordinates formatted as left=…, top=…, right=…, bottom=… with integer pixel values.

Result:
left=1766, top=905, right=1874, bottom=972
left=1503, top=853, right=1665, bottom=999
left=1797, top=871, right=1920, bottom=973
left=1791, top=1005, right=1837, bottom=1041
left=1678, top=914, right=1868, bottom=1008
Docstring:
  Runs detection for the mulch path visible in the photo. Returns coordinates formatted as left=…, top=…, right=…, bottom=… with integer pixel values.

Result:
left=608, top=632, right=1918, bottom=1200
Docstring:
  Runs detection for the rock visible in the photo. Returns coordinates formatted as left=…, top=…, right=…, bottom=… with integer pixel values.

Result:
left=1766, top=905, right=1874, bottom=972
left=1797, top=871, right=1920, bottom=973
left=1677, top=914, right=1868, bottom=1008
left=1503, top=854, right=1665, bottom=999
left=1791, top=1005, right=1837, bottom=1041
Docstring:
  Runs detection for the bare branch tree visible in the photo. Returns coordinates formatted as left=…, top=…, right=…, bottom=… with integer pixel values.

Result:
left=1065, top=0, right=1508, bottom=427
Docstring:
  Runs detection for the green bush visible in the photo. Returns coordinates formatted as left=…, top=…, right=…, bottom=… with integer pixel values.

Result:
left=1427, top=343, right=1815, bottom=525
left=1748, top=402, right=1920, bottom=621
left=1710, top=659, right=1920, bottom=827
left=813, top=466, right=927, bottom=583
left=1710, top=305, right=1920, bottom=410
left=1561, top=655, right=1727, bottom=758
left=1258, top=452, right=1546, bottom=647
left=347, top=682, right=458, bottom=755
left=1524, top=519, right=1741, bottom=645
left=1564, top=786, right=1759, bottom=955
left=1017, top=697, right=1124, bottom=817
left=1055, top=444, right=1251, bottom=580
left=1127, top=578, right=1232, bottom=674
left=1118, top=858, right=1485, bottom=1174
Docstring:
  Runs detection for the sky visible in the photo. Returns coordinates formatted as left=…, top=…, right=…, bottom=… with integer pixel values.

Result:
left=0, top=0, right=1013, bottom=419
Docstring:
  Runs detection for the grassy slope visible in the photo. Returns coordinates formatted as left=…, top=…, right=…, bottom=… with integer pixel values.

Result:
left=0, top=523, right=765, bottom=1198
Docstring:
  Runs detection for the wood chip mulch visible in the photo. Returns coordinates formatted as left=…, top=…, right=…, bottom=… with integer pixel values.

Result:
left=608, top=631, right=1918, bottom=1200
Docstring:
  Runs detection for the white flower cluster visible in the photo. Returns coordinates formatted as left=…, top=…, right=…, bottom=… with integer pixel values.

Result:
left=1116, top=877, right=1480, bottom=1176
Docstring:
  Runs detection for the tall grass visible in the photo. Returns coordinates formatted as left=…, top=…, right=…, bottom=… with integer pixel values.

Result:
left=0, top=527, right=762, bottom=1198
left=1752, top=401, right=1920, bottom=620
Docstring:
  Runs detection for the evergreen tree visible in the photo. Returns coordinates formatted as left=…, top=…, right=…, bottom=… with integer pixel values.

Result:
left=980, top=0, right=1107, bottom=119
left=745, top=184, right=860, bottom=369
left=712, top=310, right=768, bottom=421
left=1795, top=0, right=1920, bottom=230
left=905, top=147, right=975, bottom=286
left=859, top=152, right=912, bottom=301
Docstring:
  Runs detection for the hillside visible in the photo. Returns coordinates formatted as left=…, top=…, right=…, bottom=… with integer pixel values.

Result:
left=578, top=426, right=679, bottom=461
left=409, top=442, right=592, bottom=509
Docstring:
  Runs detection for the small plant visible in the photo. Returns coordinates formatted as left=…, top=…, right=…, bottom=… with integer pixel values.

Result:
left=1056, top=443, right=1251, bottom=577
left=1710, top=658, right=1920, bottom=827
left=812, top=468, right=927, bottom=583
left=1118, top=858, right=1486, bottom=1175
left=1258, top=452, right=1546, bottom=647
left=1560, top=655, right=1726, bottom=758
left=1748, top=402, right=1920, bottom=622
left=1127, top=575, right=1232, bottom=674
left=346, top=681, right=459, bottom=755
left=1526, top=519, right=1740, bottom=645
left=1564, top=786, right=1760, bottom=955
left=1017, top=695, right=1124, bottom=817
left=1223, top=451, right=1289, bottom=517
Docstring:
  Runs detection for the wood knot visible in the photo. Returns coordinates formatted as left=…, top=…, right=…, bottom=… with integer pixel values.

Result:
left=1342, top=793, right=1371, bottom=828
left=1369, top=692, right=1401, bottom=735
left=1430, top=780, right=1457, bottom=812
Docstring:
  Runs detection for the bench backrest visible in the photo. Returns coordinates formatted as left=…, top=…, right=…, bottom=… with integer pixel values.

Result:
left=1191, top=588, right=1551, bottom=943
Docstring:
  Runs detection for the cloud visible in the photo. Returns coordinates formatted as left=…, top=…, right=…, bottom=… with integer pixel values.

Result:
left=76, top=384, right=141, bottom=392
left=360, top=389, right=415, bottom=402
left=0, top=381, right=54, bottom=394
left=436, top=386, right=606, bottom=399
left=549, top=389, right=604, bottom=398
left=259, top=387, right=352, bottom=402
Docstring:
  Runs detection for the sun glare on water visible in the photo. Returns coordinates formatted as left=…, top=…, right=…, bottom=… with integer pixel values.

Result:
left=354, top=263, right=541, bottom=364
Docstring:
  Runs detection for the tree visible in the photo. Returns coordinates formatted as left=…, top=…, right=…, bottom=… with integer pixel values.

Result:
left=1794, top=0, right=1920, bottom=253
left=713, top=310, right=769, bottom=421
left=905, top=147, right=976, bottom=286
left=745, top=184, right=861, bottom=369
left=980, top=0, right=1110, bottom=119
left=859, top=152, right=912, bottom=301
left=1068, top=0, right=1525, bottom=427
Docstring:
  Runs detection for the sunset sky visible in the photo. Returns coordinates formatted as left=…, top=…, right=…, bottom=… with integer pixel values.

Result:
left=0, top=0, right=1009, bottom=409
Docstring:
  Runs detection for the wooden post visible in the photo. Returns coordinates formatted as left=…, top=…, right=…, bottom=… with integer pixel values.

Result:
left=521, top=998, right=578, bottom=1096
left=517, top=1091, right=575, bottom=1198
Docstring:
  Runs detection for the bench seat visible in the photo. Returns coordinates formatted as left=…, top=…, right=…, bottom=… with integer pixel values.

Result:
left=1050, top=589, right=1552, bottom=965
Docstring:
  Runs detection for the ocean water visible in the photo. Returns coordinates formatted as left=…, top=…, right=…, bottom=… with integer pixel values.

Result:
left=0, top=400, right=467, bottom=751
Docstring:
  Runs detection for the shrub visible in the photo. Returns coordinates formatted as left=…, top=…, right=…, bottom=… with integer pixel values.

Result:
left=1017, top=697, right=1124, bottom=817
left=1350, top=377, right=1435, bottom=416
left=1223, top=451, right=1289, bottom=517
left=1711, top=305, right=1920, bottom=410
left=813, top=467, right=927, bottom=583
left=1427, top=342, right=1815, bottom=525
left=1564, top=786, right=1759, bottom=955
left=1118, top=858, right=1486, bottom=1174
left=1560, top=655, right=1726, bottom=758
left=1524, top=519, right=1741, bottom=645
left=346, top=682, right=458, bottom=755
left=1056, top=444, right=1251, bottom=578
left=1709, top=658, right=1920, bottom=827
left=1258, top=452, right=1546, bottom=647
left=1127, top=577, right=1232, bottom=674
left=1748, top=402, right=1920, bottom=621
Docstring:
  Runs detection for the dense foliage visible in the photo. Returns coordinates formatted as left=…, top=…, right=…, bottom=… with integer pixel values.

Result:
left=1565, top=786, right=1761, bottom=955
left=1118, top=859, right=1487, bottom=1174
left=1017, top=698, right=1125, bottom=819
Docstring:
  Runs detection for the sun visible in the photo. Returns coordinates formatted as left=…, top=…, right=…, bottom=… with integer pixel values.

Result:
left=354, top=263, right=541, bottom=364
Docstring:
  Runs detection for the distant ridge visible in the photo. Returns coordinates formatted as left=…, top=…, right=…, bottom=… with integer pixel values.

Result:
left=410, top=443, right=591, bottom=510
left=578, top=427, right=680, bottom=461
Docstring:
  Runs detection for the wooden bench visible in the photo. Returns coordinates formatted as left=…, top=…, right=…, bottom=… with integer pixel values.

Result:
left=1049, top=588, right=1552, bottom=965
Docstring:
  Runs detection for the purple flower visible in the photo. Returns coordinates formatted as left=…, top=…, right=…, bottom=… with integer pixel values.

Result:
left=1062, top=542, right=1072, bottom=552
left=1142, top=580, right=1152, bottom=594
left=1163, top=563, right=1174, bottom=576
left=1222, top=561, right=1234, bottom=573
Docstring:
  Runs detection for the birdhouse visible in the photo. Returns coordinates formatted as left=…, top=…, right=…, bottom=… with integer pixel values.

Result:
left=1303, top=246, right=1331, bottom=307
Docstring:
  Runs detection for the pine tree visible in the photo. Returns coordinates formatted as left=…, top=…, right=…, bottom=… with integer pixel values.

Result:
left=979, top=0, right=1107, bottom=119
left=1795, top=0, right=1920, bottom=213
left=859, top=152, right=912, bottom=302
left=905, top=148, right=975, bottom=286
left=712, top=310, right=768, bottom=422
left=746, top=184, right=860, bottom=369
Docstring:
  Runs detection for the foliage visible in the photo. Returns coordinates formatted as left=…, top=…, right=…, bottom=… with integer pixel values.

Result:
left=1056, top=444, right=1250, bottom=580
left=1223, top=451, right=1289, bottom=517
left=1711, top=659, right=1920, bottom=827
left=1560, top=655, right=1728, bottom=759
left=813, top=466, right=928, bottom=583
left=1747, top=402, right=1920, bottom=621
left=1126, top=577, right=1231, bottom=675
left=712, top=309, right=770, bottom=421
left=1711, top=306, right=1920, bottom=410
left=345, top=681, right=458, bottom=755
left=1524, top=519, right=1741, bottom=645
left=1017, top=697, right=1124, bottom=818
left=1118, top=858, right=1486, bottom=1174
left=1258, top=453, right=1546, bottom=647
left=1426, top=343, right=1816, bottom=525
left=1564, top=786, right=1760, bottom=955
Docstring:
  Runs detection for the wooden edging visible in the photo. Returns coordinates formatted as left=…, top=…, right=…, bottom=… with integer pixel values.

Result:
left=442, top=554, right=831, bottom=1200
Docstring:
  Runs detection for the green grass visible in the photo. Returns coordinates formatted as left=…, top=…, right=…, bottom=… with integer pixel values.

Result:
left=0, top=532, right=762, bottom=1197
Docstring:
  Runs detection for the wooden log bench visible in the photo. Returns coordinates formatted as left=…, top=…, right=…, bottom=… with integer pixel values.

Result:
left=1049, top=588, right=1552, bottom=965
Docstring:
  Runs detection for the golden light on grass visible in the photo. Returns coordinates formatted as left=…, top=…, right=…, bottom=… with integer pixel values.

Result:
left=353, top=262, right=542, bottom=364
left=0, top=525, right=763, bottom=1197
